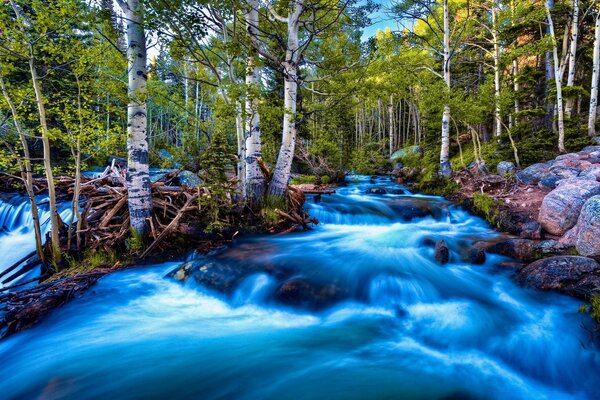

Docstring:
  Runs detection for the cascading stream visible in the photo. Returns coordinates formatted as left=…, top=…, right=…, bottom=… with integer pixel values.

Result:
left=0, top=176, right=598, bottom=399
left=0, top=194, right=72, bottom=287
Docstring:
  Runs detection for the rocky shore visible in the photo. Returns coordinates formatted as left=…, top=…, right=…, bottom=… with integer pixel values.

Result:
left=399, top=145, right=600, bottom=302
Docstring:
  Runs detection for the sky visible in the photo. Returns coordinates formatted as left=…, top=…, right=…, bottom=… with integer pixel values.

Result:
left=361, top=0, right=397, bottom=40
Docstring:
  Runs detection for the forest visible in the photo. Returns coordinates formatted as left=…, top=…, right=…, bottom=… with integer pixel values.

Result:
left=1, top=0, right=600, bottom=398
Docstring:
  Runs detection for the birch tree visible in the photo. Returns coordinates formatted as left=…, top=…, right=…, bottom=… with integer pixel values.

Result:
left=565, top=0, right=579, bottom=117
left=392, top=0, right=470, bottom=177
left=117, top=0, right=154, bottom=236
left=589, top=6, right=600, bottom=136
left=545, top=0, right=566, bottom=152
left=7, top=0, right=62, bottom=262
left=244, top=0, right=265, bottom=204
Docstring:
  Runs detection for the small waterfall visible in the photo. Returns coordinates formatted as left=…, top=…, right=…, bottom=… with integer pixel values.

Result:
left=231, top=273, right=275, bottom=306
left=368, top=274, right=439, bottom=309
left=0, top=195, right=72, bottom=287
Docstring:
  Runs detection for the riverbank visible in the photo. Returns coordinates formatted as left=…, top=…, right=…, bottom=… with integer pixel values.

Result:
left=0, top=168, right=318, bottom=339
left=398, top=145, right=600, bottom=311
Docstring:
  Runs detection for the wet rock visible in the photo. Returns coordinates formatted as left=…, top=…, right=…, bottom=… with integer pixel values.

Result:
left=538, top=179, right=600, bottom=235
left=486, top=239, right=537, bottom=261
left=366, top=187, right=387, bottom=195
left=519, top=221, right=542, bottom=240
left=496, top=161, right=515, bottom=176
left=389, top=198, right=449, bottom=221
left=575, top=195, right=600, bottom=257
left=435, top=240, right=450, bottom=264
left=485, top=238, right=566, bottom=262
left=517, top=256, right=600, bottom=297
left=167, top=261, right=252, bottom=293
left=274, top=278, right=345, bottom=310
left=516, top=163, right=550, bottom=185
left=176, top=170, right=203, bottom=187
left=459, top=246, right=486, bottom=265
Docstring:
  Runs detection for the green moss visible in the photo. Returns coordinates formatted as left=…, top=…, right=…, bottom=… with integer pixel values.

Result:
left=412, top=173, right=460, bottom=197
left=320, top=175, right=331, bottom=184
left=290, top=175, right=317, bottom=185
left=60, top=249, right=118, bottom=278
left=579, top=293, right=600, bottom=326
left=472, top=192, right=508, bottom=228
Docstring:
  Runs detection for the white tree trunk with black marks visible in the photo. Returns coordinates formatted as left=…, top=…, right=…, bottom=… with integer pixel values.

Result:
left=244, top=0, right=265, bottom=204
left=439, top=0, right=452, bottom=177
left=492, top=4, right=502, bottom=137
left=120, top=0, right=153, bottom=236
left=545, top=0, right=566, bottom=152
left=269, top=2, right=303, bottom=197
left=565, top=0, right=579, bottom=117
left=589, top=10, right=600, bottom=136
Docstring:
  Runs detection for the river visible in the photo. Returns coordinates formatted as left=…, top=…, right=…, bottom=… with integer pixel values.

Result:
left=0, top=176, right=598, bottom=399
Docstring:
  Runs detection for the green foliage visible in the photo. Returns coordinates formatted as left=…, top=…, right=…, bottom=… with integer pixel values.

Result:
left=126, top=228, right=146, bottom=254
left=320, top=175, right=331, bottom=184
left=290, top=175, right=317, bottom=184
left=579, top=293, right=600, bottom=326
left=350, top=143, right=390, bottom=175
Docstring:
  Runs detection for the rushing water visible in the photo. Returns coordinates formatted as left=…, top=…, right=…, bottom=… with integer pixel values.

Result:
left=0, top=194, right=72, bottom=287
left=0, top=176, right=599, bottom=399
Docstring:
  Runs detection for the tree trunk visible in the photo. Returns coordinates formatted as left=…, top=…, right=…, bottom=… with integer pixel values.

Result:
left=388, top=94, right=394, bottom=154
left=589, top=10, right=600, bottom=136
left=440, top=0, right=452, bottom=177
left=0, top=76, right=44, bottom=261
left=269, top=3, right=303, bottom=197
left=565, top=0, right=579, bottom=117
left=545, top=0, right=556, bottom=131
left=546, top=0, right=566, bottom=152
left=244, top=0, right=265, bottom=204
left=121, top=0, right=153, bottom=236
left=492, top=3, right=502, bottom=137
left=9, top=0, right=62, bottom=263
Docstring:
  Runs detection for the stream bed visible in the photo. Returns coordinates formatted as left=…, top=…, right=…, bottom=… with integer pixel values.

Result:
left=0, top=176, right=598, bottom=399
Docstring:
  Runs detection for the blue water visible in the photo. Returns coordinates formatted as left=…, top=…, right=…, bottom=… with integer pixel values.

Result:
left=0, top=176, right=598, bottom=399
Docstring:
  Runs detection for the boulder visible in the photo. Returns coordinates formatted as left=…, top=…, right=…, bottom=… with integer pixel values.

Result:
left=519, top=221, right=542, bottom=240
left=389, top=198, right=449, bottom=221
left=274, top=278, right=346, bottom=310
left=538, top=176, right=561, bottom=189
left=517, top=256, right=600, bottom=297
left=575, top=195, right=600, bottom=257
left=148, top=168, right=178, bottom=183
left=485, top=238, right=566, bottom=262
left=166, top=261, right=255, bottom=293
left=366, top=187, right=387, bottom=195
left=538, top=179, right=600, bottom=235
left=592, top=137, right=600, bottom=145
left=459, top=246, right=486, bottom=265
left=390, top=145, right=424, bottom=161
left=496, top=161, right=515, bottom=176
left=434, top=240, right=450, bottom=264
left=548, top=166, right=581, bottom=180
left=176, top=170, right=203, bottom=187
left=516, top=163, right=551, bottom=185
left=582, top=145, right=600, bottom=153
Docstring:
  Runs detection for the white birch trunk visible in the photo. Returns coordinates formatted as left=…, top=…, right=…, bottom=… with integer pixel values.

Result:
left=589, top=10, right=600, bottom=136
left=269, top=2, right=303, bottom=197
left=492, top=4, right=502, bottom=137
left=388, top=94, right=394, bottom=155
left=545, top=0, right=566, bottom=152
left=565, top=0, right=579, bottom=117
left=244, top=0, right=265, bottom=203
left=440, top=0, right=452, bottom=177
left=120, top=0, right=153, bottom=236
